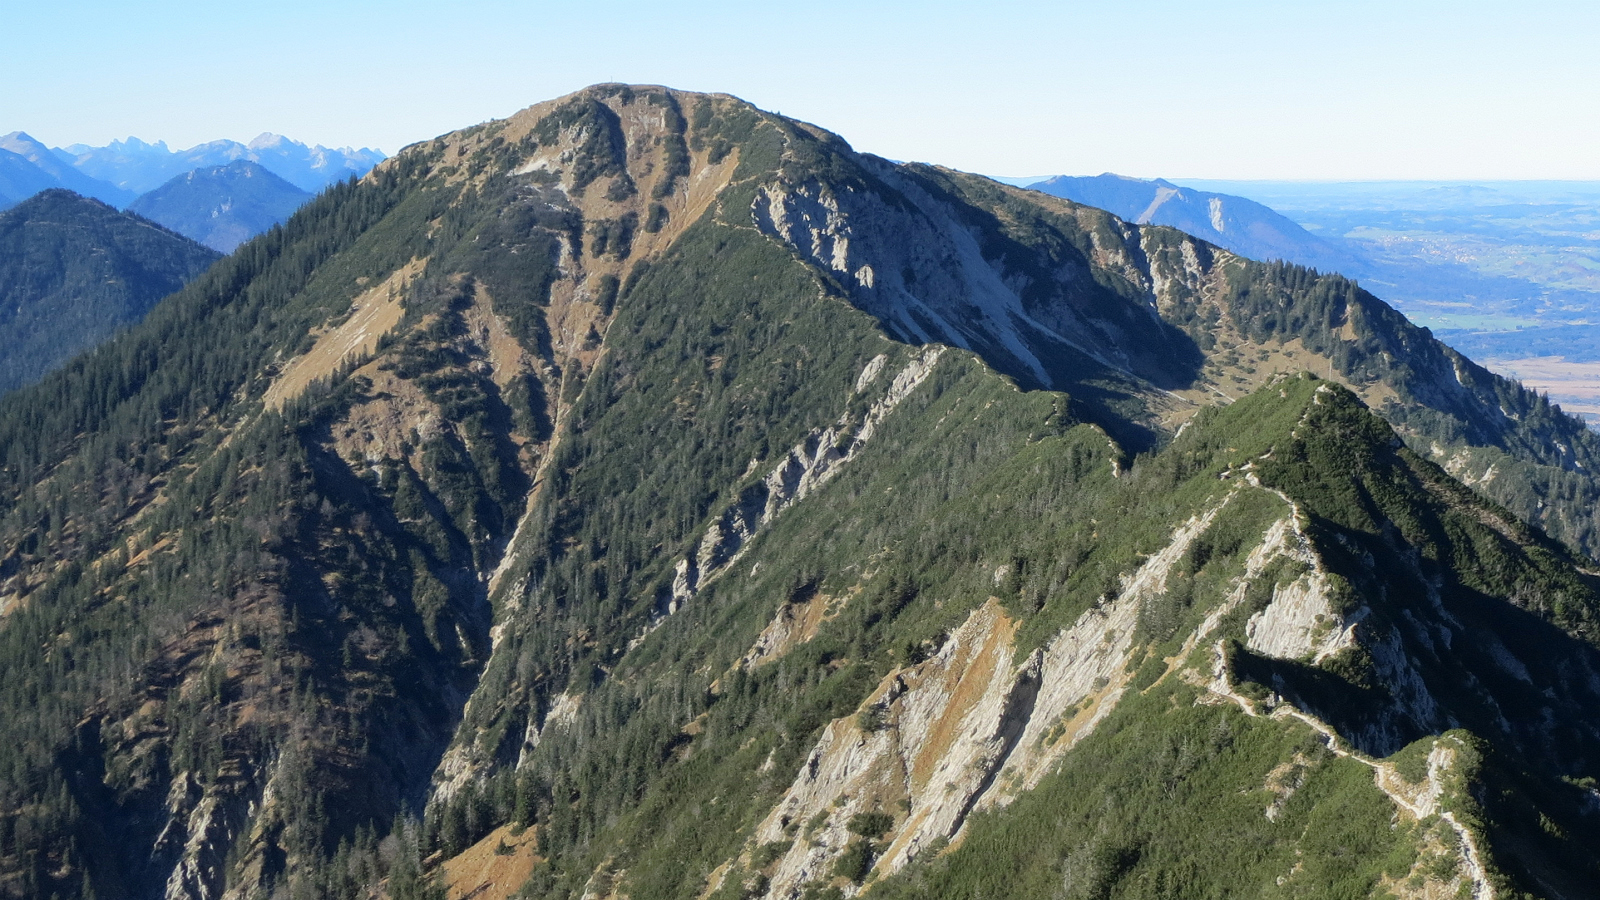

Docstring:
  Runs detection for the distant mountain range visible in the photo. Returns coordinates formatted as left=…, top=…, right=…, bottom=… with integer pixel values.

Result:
left=0, top=131, right=384, bottom=247
left=1172, top=179, right=1600, bottom=336
left=1025, top=173, right=1365, bottom=276
left=55, top=132, right=385, bottom=195
left=0, top=132, right=133, bottom=206
left=128, top=160, right=311, bottom=252
left=0, top=189, right=218, bottom=394
left=0, top=131, right=376, bottom=389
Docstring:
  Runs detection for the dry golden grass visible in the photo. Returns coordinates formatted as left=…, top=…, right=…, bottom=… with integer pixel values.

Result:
left=263, top=258, right=425, bottom=411
left=441, top=825, right=540, bottom=900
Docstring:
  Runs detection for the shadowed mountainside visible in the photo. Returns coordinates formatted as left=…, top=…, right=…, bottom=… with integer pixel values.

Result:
left=0, top=189, right=219, bottom=395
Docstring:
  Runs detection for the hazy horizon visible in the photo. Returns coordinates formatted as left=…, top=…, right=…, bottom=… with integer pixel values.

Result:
left=10, top=0, right=1600, bottom=182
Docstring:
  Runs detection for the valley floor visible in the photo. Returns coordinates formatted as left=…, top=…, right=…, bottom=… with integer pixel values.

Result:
left=1485, top=356, right=1600, bottom=426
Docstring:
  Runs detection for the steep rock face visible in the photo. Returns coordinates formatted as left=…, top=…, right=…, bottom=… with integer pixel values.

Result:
left=746, top=599, right=1024, bottom=899
left=752, top=170, right=1206, bottom=428
left=1244, top=561, right=1353, bottom=663
left=657, top=348, right=943, bottom=621
left=757, top=179, right=1156, bottom=388
left=980, top=496, right=1276, bottom=800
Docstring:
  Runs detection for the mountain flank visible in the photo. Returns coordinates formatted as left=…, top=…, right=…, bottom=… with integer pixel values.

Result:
left=1027, top=172, right=1365, bottom=276
left=1, top=85, right=1600, bottom=899
left=0, top=189, right=219, bottom=395
left=128, top=160, right=312, bottom=252
left=0, top=148, right=62, bottom=208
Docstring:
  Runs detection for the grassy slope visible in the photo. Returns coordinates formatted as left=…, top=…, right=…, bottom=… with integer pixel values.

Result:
left=923, top=168, right=1600, bottom=563
left=495, top=359, right=1600, bottom=899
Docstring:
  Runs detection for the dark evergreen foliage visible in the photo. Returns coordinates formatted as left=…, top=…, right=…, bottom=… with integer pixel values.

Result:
left=2, top=86, right=1599, bottom=900
left=0, top=189, right=218, bottom=395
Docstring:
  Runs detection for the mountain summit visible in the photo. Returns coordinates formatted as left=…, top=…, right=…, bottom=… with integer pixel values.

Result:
left=2, top=85, right=1600, bottom=899
left=128, top=160, right=311, bottom=251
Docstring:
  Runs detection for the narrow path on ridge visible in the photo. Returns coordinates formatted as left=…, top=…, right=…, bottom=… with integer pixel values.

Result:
left=1205, top=641, right=1494, bottom=900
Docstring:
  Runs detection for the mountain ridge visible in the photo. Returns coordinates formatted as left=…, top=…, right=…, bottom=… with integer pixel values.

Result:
left=0, top=130, right=384, bottom=224
left=1, top=84, right=1598, bottom=899
left=1026, top=172, right=1366, bottom=276
left=61, top=132, right=385, bottom=195
left=0, top=131, right=132, bottom=206
left=0, top=148, right=63, bottom=208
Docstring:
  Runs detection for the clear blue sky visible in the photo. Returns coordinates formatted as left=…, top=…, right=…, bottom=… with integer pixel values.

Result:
left=7, top=0, right=1599, bottom=180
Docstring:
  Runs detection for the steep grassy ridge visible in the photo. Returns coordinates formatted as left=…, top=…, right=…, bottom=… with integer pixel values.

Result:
left=815, top=164, right=1600, bottom=561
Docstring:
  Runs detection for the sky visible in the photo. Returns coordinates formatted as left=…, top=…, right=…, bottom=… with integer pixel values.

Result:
left=7, top=0, right=1600, bottom=181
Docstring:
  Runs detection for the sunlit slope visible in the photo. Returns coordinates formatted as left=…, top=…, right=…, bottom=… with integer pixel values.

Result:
left=0, top=85, right=1598, bottom=898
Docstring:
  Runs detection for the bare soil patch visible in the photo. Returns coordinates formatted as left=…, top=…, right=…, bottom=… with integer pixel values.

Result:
left=441, top=825, right=541, bottom=900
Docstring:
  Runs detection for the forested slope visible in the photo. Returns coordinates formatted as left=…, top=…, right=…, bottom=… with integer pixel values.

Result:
left=1, top=85, right=1599, bottom=899
left=0, top=190, right=219, bottom=395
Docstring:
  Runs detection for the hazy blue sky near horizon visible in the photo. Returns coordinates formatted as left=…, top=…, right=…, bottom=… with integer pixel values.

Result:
left=7, top=0, right=1599, bottom=180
